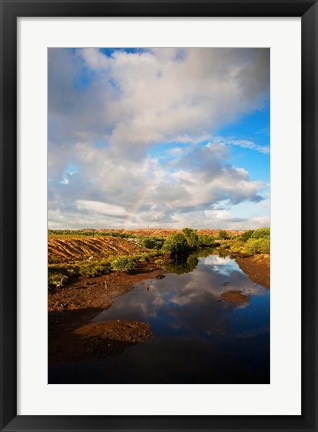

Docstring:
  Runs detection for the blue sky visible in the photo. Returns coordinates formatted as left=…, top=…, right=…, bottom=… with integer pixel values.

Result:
left=48, top=48, right=270, bottom=229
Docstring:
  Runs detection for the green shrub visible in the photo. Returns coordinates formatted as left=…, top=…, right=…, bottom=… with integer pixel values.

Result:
left=160, top=228, right=202, bottom=256
left=111, top=256, right=136, bottom=273
left=230, top=240, right=245, bottom=253
left=147, top=249, right=160, bottom=258
left=257, top=238, right=270, bottom=254
left=251, top=227, right=270, bottom=240
left=48, top=263, right=79, bottom=288
left=197, top=233, right=215, bottom=246
left=132, top=252, right=151, bottom=263
left=78, top=260, right=112, bottom=278
left=182, top=228, right=199, bottom=248
left=239, top=230, right=255, bottom=242
left=161, top=233, right=189, bottom=257
left=245, top=238, right=270, bottom=255
left=141, top=236, right=165, bottom=250
left=218, top=230, right=229, bottom=240
left=48, top=273, right=69, bottom=288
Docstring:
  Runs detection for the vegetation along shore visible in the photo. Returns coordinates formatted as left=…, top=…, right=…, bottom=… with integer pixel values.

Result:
left=48, top=228, right=270, bottom=365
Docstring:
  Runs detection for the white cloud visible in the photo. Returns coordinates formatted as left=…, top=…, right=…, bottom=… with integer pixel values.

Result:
left=49, top=48, right=269, bottom=154
left=214, top=137, right=270, bottom=154
left=75, top=200, right=127, bottom=217
left=48, top=140, right=268, bottom=228
left=48, top=48, right=270, bottom=229
left=249, top=215, right=271, bottom=228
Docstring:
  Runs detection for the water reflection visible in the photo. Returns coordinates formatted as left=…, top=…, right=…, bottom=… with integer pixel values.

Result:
left=164, top=255, right=199, bottom=274
left=50, top=254, right=270, bottom=384
left=94, top=254, right=268, bottom=332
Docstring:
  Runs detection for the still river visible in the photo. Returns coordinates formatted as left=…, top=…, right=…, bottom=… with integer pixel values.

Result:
left=49, top=254, right=270, bottom=384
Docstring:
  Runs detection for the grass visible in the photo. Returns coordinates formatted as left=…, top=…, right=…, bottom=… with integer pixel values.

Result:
left=48, top=259, right=113, bottom=288
left=48, top=251, right=158, bottom=288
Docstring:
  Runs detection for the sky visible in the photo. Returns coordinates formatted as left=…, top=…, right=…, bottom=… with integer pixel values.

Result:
left=48, top=48, right=270, bottom=230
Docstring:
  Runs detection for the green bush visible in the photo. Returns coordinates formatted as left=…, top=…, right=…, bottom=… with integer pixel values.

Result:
left=251, top=227, right=270, bottom=240
left=48, top=273, right=69, bottom=288
left=197, top=233, right=215, bottom=246
left=218, top=230, right=229, bottom=240
left=78, top=260, right=112, bottom=278
left=245, top=238, right=270, bottom=255
left=161, top=233, right=189, bottom=257
left=111, top=256, right=137, bottom=273
left=132, top=252, right=152, bottom=263
left=239, top=230, right=255, bottom=242
left=230, top=240, right=245, bottom=253
left=49, top=263, right=78, bottom=275
left=182, top=228, right=199, bottom=248
left=141, top=236, right=165, bottom=250
left=48, top=263, right=79, bottom=288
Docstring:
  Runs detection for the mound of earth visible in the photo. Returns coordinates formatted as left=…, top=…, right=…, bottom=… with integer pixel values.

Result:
left=74, top=320, right=152, bottom=344
left=221, top=290, right=249, bottom=303
left=49, top=315, right=152, bottom=364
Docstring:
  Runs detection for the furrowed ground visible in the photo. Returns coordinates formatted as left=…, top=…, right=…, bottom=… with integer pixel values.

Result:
left=48, top=235, right=145, bottom=264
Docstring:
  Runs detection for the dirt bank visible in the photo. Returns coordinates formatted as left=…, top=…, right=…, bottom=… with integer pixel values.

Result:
left=236, top=254, right=270, bottom=289
left=74, top=320, right=152, bottom=343
left=48, top=262, right=162, bottom=313
left=48, top=262, right=162, bottom=365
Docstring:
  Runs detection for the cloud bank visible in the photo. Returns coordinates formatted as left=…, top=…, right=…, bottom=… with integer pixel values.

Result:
left=48, top=48, right=270, bottom=229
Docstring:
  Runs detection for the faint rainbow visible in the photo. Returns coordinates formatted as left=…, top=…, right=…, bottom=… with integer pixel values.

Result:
left=122, top=183, right=152, bottom=228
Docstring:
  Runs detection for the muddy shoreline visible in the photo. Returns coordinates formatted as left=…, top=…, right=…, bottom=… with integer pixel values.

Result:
left=48, top=254, right=270, bottom=365
left=48, top=262, right=162, bottom=364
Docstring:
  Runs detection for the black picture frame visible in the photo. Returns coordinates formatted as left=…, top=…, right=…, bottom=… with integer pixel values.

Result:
left=1, top=0, right=317, bottom=431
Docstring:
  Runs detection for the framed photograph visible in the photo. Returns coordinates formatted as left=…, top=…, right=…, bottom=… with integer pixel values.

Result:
left=0, top=0, right=317, bottom=431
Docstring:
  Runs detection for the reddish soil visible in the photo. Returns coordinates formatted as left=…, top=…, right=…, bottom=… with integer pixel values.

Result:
left=49, top=312, right=151, bottom=364
left=48, top=262, right=162, bottom=312
left=48, top=236, right=145, bottom=263
left=236, top=254, right=270, bottom=289
left=48, top=262, right=162, bottom=365
left=221, top=290, right=249, bottom=304
left=74, top=320, right=152, bottom=343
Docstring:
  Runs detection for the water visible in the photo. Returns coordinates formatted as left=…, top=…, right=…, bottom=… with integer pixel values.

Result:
left=49, top=254, right=270, bottom=384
